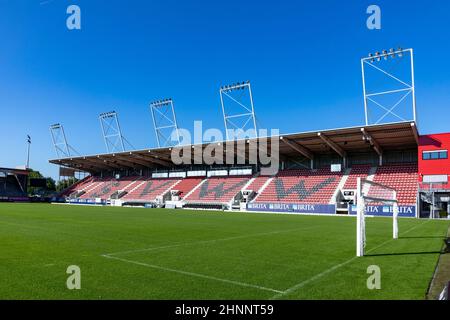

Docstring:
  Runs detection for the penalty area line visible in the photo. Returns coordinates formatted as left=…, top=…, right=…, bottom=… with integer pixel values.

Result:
left=102, top=254, right=284, bottom=294
left=103, top=225, right=320, bottom=257
left=270, top=219, right=432, bottom=300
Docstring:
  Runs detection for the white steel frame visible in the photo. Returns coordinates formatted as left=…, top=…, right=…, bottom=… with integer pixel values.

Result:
left=220, top=81, right=258, bottom=140
left=361, top=48, right=416, bottom=126
left=420, top=181, right=447, bottom=219
left=150, top=99, right=180, bottom=148
left=99, top=111, right=126, bottom=153
left=50, top=123, right=79, bottom=159
left=356, top=177, right=399, bottom=257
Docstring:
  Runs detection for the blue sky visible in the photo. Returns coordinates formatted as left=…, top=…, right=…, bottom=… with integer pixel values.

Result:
left=0, top=0, right=449, bottom=179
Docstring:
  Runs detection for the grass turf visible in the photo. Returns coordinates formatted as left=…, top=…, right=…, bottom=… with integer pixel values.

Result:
left=0, top=203, right=448, bottom=300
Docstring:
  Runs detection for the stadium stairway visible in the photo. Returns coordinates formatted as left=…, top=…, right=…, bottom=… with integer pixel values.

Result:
left=254, top=168, right=342, bottom=204
left=87, top=179, right=123, bottom=199
left=172, top=177, right=204, bottom=200
left=109, top=176, right=144, bottom=199
left=181, top=178, right=207, bottom=201
left=121, top=178, right=181, bottom=203
left=119, top=177, right=145, bottom=194
left=370, top=163, right=418, bottom=206
left=251, top=176, right=274, bottom=202
left=78, top=178, right=108, bottom=199
left=183, top=176, right=251, bottom=205
left=59, top=175, right=92, bottom=198
left=230, top=175, right=267, bottom=207
left=330, top=168, right=351, bottom=204
left=343, top=165, right=373, bottom=189
left=245, top=175, right=271, bottom=194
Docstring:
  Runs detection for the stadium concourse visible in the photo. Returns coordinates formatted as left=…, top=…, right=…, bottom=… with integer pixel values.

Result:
left=49, top=121, right=450, bottom=218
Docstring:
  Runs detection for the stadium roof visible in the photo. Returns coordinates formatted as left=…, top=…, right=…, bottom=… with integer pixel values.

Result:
left=0, top=167, right=30, bottom=175
left=49, top=121, right=420, bottom=173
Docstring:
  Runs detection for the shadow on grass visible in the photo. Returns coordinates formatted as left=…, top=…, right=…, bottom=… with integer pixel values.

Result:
left=368, top=237, right=450, bottom=257
left=400, top=236, right=446, bottom=239
left=366, top=251, right=443, bottom=257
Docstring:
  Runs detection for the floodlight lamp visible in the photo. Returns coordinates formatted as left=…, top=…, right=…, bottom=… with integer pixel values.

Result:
left=389, top=48, right=395, bottom=58
left=375, top=51, right=381, bottom=61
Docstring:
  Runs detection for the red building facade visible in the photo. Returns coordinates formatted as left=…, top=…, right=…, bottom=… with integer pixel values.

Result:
left=418, top=133, right=450, bottom=189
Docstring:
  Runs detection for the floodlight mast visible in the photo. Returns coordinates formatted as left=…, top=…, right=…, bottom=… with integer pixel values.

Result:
left=150, top=98, right=181, bottom=148
left=220, top=81, right=258, bottom=140
left=50, top=123, right=73, bottom=159
left=361, top=47, right=417, bottom=126
left=99, top=111, right=126, bottom=153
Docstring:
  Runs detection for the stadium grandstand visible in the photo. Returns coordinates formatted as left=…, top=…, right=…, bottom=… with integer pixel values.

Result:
left=47, top=48, right=450, bottom=220
left=49, top=121, right=450, bottom=218
left=0, top=167, right=29, bottom=202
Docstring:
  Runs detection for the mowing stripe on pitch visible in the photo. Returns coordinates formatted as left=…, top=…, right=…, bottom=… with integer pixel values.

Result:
left=100, top=226, right=320, bottom=294
left=103, top=225, right=321, bottom=257
left=270, top=219, right=432, bottom=299
left=103, top=254, right=284, bottom=294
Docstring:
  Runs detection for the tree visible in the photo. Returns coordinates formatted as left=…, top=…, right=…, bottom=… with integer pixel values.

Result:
left=27, top=169, right=58, bottom=195
left=56, top=177, right=79, bottom=192
left=28, top=170, right=44, bottom=179
left=46, top=178, right=56, bottom=191
left=27, top=169, right=44, bottom=196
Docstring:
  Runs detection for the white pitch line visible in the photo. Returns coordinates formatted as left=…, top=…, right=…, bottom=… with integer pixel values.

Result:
left=103, top=254, right=284, bottom=294
left=103, top=225, right=320, bottom=257
left=270, top=219, right=432, bottom=300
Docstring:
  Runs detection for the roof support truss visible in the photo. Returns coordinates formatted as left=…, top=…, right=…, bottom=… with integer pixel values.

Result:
left=112, top=155, right=149, bottom=169
left=280, top=137, right=314, bottom=160
left=142, top=152, right=172, bottom=167
left=361, top=128, right=383, bottom=156
left=317, top=132, right=347, bottom=158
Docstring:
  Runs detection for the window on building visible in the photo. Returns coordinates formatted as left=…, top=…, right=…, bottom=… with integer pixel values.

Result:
left=422, top=150, right=448, bottom=160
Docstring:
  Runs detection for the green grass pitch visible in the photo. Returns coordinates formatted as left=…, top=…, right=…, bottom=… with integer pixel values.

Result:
left=0, top=203, right=448, bottom=300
